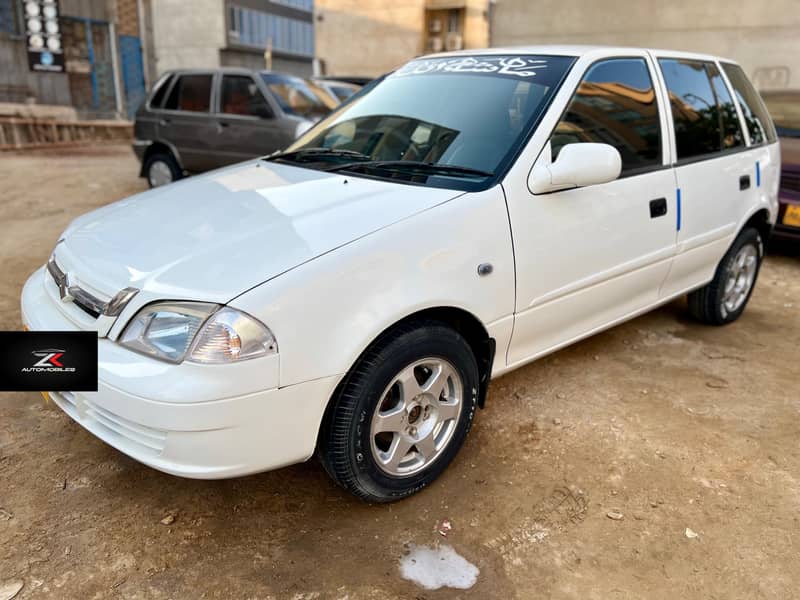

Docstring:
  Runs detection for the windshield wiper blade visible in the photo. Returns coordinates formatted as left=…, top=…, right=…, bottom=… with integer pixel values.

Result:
left=265, top=147, right=373, bottom=163
left=328, top=160, right=494, bottom=178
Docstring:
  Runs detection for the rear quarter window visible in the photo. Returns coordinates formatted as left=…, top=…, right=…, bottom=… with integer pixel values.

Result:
left=721, top=63, right=778, bottom=145
left=148, top=74, right=173, bottom=109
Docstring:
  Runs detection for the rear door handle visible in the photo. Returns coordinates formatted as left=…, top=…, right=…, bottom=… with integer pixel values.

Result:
left=740, top=175, right=751, bottom=190
left=159, top=118, right=171, bottom=127
left=649, top=197, right=668, bottom=219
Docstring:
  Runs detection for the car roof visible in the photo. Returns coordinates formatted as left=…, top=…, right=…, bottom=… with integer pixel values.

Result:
left=161, top=67, right=306, bottom=77
left=422, top=44, right=736, bottom=65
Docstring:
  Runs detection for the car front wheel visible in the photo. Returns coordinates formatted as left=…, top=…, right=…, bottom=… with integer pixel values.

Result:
left=318, top=320, right=479, bottom=502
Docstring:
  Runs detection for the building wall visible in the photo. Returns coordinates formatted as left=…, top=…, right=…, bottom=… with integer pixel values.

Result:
left=490, top=0, right=800, bottom=90
left=315, top=0, right=425, bottom=76
left=146, top=0, right=227, bottom=75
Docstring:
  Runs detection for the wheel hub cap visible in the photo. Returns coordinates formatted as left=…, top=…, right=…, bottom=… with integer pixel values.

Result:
left=369, top=358, right=463, bottom=477
left=721, top=243, right=758, bottom=316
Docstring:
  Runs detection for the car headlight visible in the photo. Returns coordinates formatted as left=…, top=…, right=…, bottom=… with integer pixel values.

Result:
left=119, top=302, right=277, bottom=364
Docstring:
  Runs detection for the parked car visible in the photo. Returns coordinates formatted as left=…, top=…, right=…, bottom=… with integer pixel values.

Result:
left=760, top=91, right=800, bottom=241
left=132, top=68, right=338, bottom=187
left=313, top=78, right=362, bottom=103
left=23, top=46, right=779, bottom=502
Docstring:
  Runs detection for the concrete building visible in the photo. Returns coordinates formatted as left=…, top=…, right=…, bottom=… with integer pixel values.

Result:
left=315, top=0, right=491, bottom=77
left=314, top=0, right=800, bottom=90
left=140, top=0, right=316, bottom=84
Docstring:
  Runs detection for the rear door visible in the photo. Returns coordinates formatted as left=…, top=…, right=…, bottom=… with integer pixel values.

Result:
left=212, top=73, right=293, bottom=166
left=654, top=56, right=758, bottom=297
left=159, top=72, right=218, bottom=173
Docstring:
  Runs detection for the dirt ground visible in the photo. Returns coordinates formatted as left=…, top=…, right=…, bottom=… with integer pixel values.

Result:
left=1, top=145, right=799, bottom=599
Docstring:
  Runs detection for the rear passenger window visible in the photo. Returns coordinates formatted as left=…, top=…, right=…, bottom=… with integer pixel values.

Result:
left=164, top=74, right=212, bottom=112
left=551, top=58, right=662, bottom=175
left=659, top=59, right=744, bottom=160
left=149, top=74, right=173, bottom=109
left=721, top=63, right=778, bottom=145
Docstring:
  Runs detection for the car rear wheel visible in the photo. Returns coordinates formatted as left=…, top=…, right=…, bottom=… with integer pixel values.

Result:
left=144, top=153, right=181, bottom=188
left=687, top=227, right=763, bottom=325
left=318, top=320, right=479, bottom=503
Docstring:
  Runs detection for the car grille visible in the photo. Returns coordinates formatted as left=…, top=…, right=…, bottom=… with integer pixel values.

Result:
left=782, top=170, right=800, bottom=193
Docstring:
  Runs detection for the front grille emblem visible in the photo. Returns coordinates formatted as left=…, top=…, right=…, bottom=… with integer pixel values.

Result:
left=47, top=254, right=139, bottom=320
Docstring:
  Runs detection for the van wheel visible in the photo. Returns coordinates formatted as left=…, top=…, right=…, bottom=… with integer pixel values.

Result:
left=687, top=227, right=763, bottom=325
left=318, top=321, right=479, bottom=503
left=144, top=153, right=181, bottom=188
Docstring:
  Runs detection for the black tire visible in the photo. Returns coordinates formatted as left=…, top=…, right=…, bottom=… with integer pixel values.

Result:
left=318, top=320, right=479, bottom=503
left=143, top=152, right=181, bottom=188
left=687, top=227, right=763, bottom=325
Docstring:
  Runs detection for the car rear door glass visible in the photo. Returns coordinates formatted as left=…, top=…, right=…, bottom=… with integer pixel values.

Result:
left=220, top=75, right=273, bottom=118
left=659, top=58, right=745, bottom=160
left=164, top=74, right=212, bottom=112
left=721, top=62, right=778, bottom=145
left=551, top=58, right=662, bottom=175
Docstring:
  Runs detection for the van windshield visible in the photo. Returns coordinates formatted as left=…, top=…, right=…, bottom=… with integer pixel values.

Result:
left=270, top=55, right=575, bottom=190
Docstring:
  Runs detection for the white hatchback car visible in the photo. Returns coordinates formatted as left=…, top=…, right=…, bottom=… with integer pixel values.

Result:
left=22, top=46, right=779, bottom=502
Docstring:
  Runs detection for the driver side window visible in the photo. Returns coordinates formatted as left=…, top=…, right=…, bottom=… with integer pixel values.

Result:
left=552, top=58, right=663, bottom=175
left=220, top=75, right=273, bottom=118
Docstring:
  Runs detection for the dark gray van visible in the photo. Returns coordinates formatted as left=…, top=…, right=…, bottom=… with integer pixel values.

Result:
left=133, top=68, right=338, bottom=187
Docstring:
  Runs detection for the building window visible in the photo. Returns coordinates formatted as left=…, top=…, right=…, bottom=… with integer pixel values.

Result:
left=228, top=5, right=314, bottom=57
left=0, top=0, right=20, bottom=35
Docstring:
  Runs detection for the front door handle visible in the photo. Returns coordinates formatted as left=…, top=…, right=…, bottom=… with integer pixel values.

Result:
left=649, top=197, right=668, bottom=219
left=740, top=175, right=751, bottom=190
left=159, top=118, right=171, bottom=127
left=215, top=121, right=229, bottom=134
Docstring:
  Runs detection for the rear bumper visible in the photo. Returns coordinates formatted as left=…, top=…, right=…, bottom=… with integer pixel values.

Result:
left=132, top=139, right=149, bottom=164
left=21, top=267, right=339, bottom=479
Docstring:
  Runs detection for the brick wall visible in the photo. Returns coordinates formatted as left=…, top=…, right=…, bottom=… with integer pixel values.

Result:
left=116, top=0, right=140, bottom=37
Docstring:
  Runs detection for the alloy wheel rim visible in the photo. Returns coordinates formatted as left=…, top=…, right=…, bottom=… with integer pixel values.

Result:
left=149, top=161, right=173, bottom=187
left=369, top=357, right=463, bottom=477
left=721, top=243, right=758, bottom=316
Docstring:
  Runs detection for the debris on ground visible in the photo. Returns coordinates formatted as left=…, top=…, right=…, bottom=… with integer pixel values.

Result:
left=0, top=509, right=12, bottom=521
left=685, top=528, right=700, bottom=539
left=606, top=510, right=624, bottom=521
left=436, top=518, right=453, bottom=537
left=160, top=513, right=177, bottom=526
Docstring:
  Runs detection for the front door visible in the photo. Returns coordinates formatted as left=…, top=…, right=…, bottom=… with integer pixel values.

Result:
left=212, top=74, right=291, bottom=167
left=506, top=54, right=677, bottom=366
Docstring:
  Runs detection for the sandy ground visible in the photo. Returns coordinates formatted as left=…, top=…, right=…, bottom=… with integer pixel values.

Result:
left=1, top=145, right=799, bottom=599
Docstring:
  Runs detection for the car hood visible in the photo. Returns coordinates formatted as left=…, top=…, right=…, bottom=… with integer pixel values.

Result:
left=56, top=161, right=462, bottom=302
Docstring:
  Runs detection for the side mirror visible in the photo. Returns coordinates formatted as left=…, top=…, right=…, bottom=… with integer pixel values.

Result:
left=529, top=142, right=622, bottom=194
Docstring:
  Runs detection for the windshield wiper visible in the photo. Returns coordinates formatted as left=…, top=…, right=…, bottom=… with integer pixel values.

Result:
left=265, top=147, right=373, bottom=164
left=327, top=160, right=494, bottom=179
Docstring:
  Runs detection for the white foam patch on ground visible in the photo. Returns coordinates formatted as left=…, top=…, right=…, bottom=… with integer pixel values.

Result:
left=399, top=544, right=479, bottom=590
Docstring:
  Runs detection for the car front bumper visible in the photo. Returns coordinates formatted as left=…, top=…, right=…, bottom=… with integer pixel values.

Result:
left=20, top=267, right=339, bottom=479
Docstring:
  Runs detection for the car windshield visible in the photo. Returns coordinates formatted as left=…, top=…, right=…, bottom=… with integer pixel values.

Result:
left=271, top=55, right=575, bottom=190
left=762, top=93, right=800, bottom=138
left=260, top=73, right=338, bottom=118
